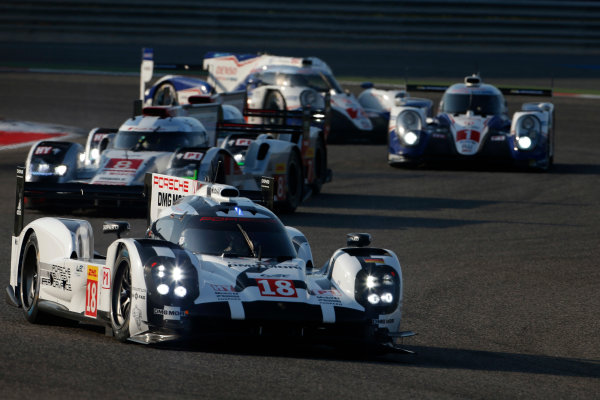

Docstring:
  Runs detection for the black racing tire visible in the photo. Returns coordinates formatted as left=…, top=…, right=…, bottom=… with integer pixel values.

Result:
left=263, top=90, right=286, bottom=125
left=153, top=82, right=178, bottom=106
left=312, top=138, right=327, bottom=194
left=111, top=248, right=132, bottom=342
left=20, top=233, right=46, bottom=323
left=277, top=151, right=303, bottom=213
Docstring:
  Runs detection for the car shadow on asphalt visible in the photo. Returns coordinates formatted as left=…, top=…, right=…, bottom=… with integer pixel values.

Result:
left=149, top=337, right=600, bottom=378
left=395, top=345, right=600, bottom=378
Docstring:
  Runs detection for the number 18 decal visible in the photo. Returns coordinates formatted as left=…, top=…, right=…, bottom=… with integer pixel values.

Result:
left=256, top=279, right=297, bottom=297
left=85, top=266, right=99, bottom=317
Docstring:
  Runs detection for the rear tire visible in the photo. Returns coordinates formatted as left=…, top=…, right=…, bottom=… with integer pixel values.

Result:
left=277, top=151, right=303, bottom=213
left=111, top=248, right=132, bottom=342
left=263, top=91, right=286, bottom=125
left=20, top=233, right=45, bottom=323
left=312, top=139, right=327, bottom=194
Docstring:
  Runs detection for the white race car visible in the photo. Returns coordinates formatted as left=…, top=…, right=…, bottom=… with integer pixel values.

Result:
left=7, top=169, right=414, bottom=353
left=144, top=51, right=380, bottom=143
left=24, top=95, right=330, bottom=213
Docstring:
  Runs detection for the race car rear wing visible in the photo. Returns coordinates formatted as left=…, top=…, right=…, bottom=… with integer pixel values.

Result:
left=219, top=107, right=329, bottom=143
left=406, top=84, right=553, bottom=97
left=143, top=172, right=274, bottom=225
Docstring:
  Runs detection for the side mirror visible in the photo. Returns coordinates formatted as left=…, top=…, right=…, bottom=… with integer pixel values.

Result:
left=103, top=221, right=130, bottom=238
left=346, top=233, right=371, bottom=247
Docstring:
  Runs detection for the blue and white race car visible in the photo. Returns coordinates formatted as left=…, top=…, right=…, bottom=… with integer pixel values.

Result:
left=144, top=52, right=380, bottom=143
left=360, top=75, right=555, bottom=170
left=7, top=169, right=414, bottom=353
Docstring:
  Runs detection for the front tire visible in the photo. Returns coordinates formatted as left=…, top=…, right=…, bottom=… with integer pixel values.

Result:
left=20, top=233, right=45, bottom=323
left=111, top=248, right=132, bottom=342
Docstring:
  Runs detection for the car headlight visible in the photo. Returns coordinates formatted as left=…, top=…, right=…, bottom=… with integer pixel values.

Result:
left=355, top=266, right=400, bottom=312
left=396, top=110, right=422, bottom=146
left=145, top=256, right=199, bottom=303
left=515, top=115, right=540, bottom=150
left=300, top=89, right=325, bottom=109
left=54, top=164, right=68, bottom=176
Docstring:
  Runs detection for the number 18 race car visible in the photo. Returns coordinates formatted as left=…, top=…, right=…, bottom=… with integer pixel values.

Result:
left=7, top=169, right=414, bottom=353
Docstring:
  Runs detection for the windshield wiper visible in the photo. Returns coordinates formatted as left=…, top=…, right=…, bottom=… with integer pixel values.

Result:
left=236, top=223, right=258, bottom=259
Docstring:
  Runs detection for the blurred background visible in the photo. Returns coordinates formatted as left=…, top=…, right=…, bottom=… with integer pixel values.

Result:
left=1, top=0, right=599, bottom=87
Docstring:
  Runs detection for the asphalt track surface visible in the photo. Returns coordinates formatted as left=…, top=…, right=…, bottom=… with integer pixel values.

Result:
left=0, top=72, right=599, bottom=399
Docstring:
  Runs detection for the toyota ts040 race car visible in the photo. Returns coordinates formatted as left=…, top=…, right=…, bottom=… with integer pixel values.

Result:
left=7, top=169, right=414, bottom=353
left=142, top=49, right=379, bottom=143
left=360, top=75, right=555, bottom=170
left=24, top=94, right=330, bottom=213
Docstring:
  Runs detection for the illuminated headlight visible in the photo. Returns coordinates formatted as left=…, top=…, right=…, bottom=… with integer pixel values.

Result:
left=517, top=136, right=533, bottom=150
left=54, top=164, right=68, bottom=176
left=90, top=148, right=100, bottom=161
left=79, top=153, right=85, bottom=163
left=300, top=89, right=325, bottom=109
left=380, top=292, right=394, bottom=303
left=157, top=284, right=169, bottom=295
left=396, top=110, right=422, bottom=146
left=172, top=266, right=183, bottom=281
left=367, top=293, right=380, bottom=304
left=174, top=286, right=187, bottom=298
left=366, top=275, right=377, bottom=289
left=403, top=131, right=419, bottom=146
left=516, top=115, right=540, bottom=150
left=38, top=163, right=50, bottom=173
left=157, top=265, right=166, bottom=278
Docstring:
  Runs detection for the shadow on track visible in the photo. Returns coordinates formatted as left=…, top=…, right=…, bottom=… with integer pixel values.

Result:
left=281, top=211, right=487, bottom=230
left=399, top=345, right=600, bottom=378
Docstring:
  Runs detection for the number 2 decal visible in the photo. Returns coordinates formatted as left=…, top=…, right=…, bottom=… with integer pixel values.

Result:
left=256, top=279, right=297, bottom=297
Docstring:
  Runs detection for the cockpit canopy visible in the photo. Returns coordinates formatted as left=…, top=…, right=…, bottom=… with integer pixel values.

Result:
left=243, top=65, right=344, bottom=94
left=150, top=197, right=297, bottom=260
left=114, top=116, right=209, bottom=152
left=440, top=83, right=506, bottom=117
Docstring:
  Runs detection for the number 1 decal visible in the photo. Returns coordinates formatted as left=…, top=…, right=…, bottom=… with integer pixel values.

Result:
left=256, top=279, right=298, bottom=297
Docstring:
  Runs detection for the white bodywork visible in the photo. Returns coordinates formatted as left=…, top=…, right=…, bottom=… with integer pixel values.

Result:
left=203, top=53, right=373, bottom=133
left=9, top=172, right=409, bottom=347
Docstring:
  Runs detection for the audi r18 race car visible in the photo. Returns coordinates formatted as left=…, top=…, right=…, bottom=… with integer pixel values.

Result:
left=24, top=95, right=330, bottom=213
left=7, top=169, right=414, bottom=353
left=360, top=75, right=554, bottom=170
left=143, top=50, right=379, bottom=143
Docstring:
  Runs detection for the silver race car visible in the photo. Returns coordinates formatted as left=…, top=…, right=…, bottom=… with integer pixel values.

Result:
left=24, top=94, right=330, bottom=213
left=7, top=170, right=414, bottom=353
left=143, top=50, right=379, bottom=143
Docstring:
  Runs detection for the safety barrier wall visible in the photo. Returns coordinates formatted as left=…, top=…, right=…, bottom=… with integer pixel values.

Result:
left=0, top=0, right=598, bottom=53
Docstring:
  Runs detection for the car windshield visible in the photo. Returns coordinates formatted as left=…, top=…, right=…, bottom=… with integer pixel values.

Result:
left=153, top=214, right=297, bottom=260
left=113, top=130, right=207, bottom=152
left=441, top=93, right=503, bottom=116
left=257, top=71, right=343, bottom=94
